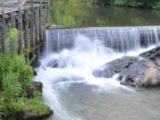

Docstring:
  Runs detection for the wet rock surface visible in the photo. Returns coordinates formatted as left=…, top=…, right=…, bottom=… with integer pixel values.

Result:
left=119, top=59, right=147, bottom=87
left=93, top=46, right=160, bottom=87
left=140, top=46, right=160, bottom=60
left=93, top=56, right=138, bottom=78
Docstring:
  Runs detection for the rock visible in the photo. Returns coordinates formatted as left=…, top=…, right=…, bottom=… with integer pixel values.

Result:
left=35, top=61, right=41, bottom=68
left=47, top=59, right=59, bottom=68
left=33, top=69, right=37, bottom=76
left=119, top=60, right=147, bottom=87
left=93, top=54, right=160, bottom=87
left=142, top=61, right=160, bottom=87
left=140, top=46, right=160, bottom=60
left=15, top=105, right=53, bottom=120
left=46, top=58, right=67, bottom=68
left=25, top=82, right=43, bottom=99
left=93, top=56, right=138, bottom=78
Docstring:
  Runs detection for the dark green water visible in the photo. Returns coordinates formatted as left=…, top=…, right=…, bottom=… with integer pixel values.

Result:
left=49, top=1, right=160, bottom=27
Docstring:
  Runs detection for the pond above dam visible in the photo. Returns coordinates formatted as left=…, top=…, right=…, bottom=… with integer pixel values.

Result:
left=49, top=2, right=160, bottom=27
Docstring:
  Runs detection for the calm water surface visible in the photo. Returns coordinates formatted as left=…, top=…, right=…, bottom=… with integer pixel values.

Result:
left=50, top=1, right=160, bottom=27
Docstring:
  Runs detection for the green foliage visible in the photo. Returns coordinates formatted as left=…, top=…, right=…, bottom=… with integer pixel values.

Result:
left=153, top=1, right=160, bottom=9
left=12, top=98, right=26, bottom=113
left=33, top=91, right=42, bottom=99
left=0, top=53, right=34, bottom=116
left=2, top=72, right=22, bottom=103
left=0, top=54, right=33, bottom=89
left=7, top=28, right=20, bottom=54
left=0, top=28, right=36, bottom=117
left=22, top=98, right=50, bottom=114
left=50, top=0, right=87, bottom=27
left=11, top=95, right=50, bottom=115
left=85, top=0, right=160, bottom=9
left=0, top=98, right=5, bottom=118
left=0, top=27, right=46, bottom=119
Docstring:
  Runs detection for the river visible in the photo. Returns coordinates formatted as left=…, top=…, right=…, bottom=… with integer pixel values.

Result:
left=35, top=2, right=160, bottom=120
left=49, top=1, right=160, bottom=27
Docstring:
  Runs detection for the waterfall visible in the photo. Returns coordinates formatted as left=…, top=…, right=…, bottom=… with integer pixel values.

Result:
left=36, top=26, right=160, bottom=120
left=45, top=26, right=160, bottom=53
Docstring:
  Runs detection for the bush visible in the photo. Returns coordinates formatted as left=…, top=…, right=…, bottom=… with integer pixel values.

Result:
left=6, top=28, right=19, bottom=54
left=0, top=28, right=35, bottom=117
left=0, top=54, right=34, bottom=115
left=0, top=98, right=5, bottom=119
left=0, top=54, right=33, bottom=90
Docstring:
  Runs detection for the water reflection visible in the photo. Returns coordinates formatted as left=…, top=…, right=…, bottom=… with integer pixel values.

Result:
left=49, top=0, right=160, bottom=27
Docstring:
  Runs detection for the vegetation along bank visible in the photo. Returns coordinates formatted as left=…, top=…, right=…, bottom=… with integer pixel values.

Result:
left=84, top=0, right=160, bottom=9
left=0, top=28, right=53, bottom=120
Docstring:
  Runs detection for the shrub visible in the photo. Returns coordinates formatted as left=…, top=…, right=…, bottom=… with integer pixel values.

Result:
left=6, top=28, right=19, bottom=54
left=0, top=98, right=5, bottom=118
left=0, top=54, right=33, bottom=90
left=0, top=27, right=46, bottom=119
left=0, top=54, right=33, bottom=115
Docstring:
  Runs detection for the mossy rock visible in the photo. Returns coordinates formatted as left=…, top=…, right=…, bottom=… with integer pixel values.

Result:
left=15, top=99, right=53, bottom=120
left=25, top=82, right=43, bottom=99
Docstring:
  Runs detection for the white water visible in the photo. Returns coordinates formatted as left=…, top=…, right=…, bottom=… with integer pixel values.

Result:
left=45, top=26, right=160, bottom=52
left=35, top=27, right=160, bottom=120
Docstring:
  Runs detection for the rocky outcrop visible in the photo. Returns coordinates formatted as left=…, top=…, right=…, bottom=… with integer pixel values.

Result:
left=15, top=106, right=53, bottom=120
left=16, top=82, right=53, bottom=120
left=93, top=56, right=138, bottom=78
left=93, top=56, right=147, bottom=87
left=93, top=46, right=160, bottom=87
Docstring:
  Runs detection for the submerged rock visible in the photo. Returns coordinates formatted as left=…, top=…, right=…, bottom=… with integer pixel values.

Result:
left=93, top=47, right=160, bottom=87
left=46, top=58, right=67, bottom=68
left=46, top=59, right=59, bottom=68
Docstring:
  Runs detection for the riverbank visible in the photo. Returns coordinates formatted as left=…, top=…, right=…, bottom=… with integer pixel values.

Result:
left=84, top=0, right=160, bottom=9
left=0, top=53, right=53, bottom=120
left=0, top=28, right=52, bottom=120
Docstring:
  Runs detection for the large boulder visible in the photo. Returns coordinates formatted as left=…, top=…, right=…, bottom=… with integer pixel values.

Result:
left=93, top=56, right=147, bottom=87
left=119, top=59, right=146, bottom=87
left=93, top=56, right=138, bottom=78
left=93, top=48, right=160, bottom=87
